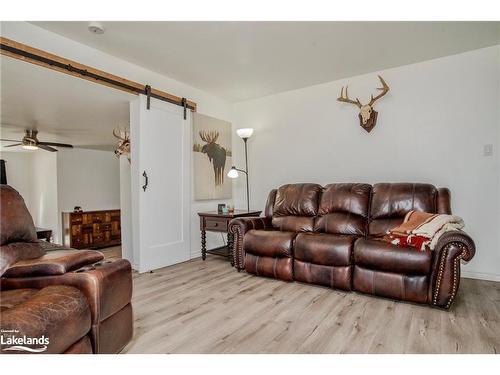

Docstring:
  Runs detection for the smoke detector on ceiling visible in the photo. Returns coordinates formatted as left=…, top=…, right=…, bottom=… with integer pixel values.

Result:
left=88, top=22, right=105, bottom=35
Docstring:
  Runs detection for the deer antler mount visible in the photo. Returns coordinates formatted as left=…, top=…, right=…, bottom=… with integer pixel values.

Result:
left=113, top=127, right=131, bottom=163
left=337, top=75, right=390, bottom=133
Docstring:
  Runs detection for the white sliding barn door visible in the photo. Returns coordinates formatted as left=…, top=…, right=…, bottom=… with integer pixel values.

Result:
left=130, top=95, right=191, bottom=273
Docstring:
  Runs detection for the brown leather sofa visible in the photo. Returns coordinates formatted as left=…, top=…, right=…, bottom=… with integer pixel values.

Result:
left=229, top=183, right=475, bottom=309
left=0, top=185, right=133, bottom=353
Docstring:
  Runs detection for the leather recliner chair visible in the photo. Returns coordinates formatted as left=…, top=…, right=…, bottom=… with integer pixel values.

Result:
left=229, top=183, right=475, bottom=309
left=0, top=185, right=133, bottom=353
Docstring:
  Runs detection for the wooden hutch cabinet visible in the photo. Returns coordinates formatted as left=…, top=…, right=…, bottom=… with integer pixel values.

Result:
left=62, top=210, right=121, bottom=249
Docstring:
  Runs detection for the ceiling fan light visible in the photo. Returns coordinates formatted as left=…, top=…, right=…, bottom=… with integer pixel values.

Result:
left=22, top=144, right=38, bottom=150
left=22, top=138, right=39, bottom=150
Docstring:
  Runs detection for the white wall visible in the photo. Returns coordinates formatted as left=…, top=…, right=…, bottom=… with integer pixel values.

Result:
left=56, top=148, right=120, bottom=212
left=0, top=22, right=235, bottom=260
left=31, top=152, right=58, bottom=240
left=55, top=148, right=120, bottom=243
left=233, top=45, right=500, bottom=281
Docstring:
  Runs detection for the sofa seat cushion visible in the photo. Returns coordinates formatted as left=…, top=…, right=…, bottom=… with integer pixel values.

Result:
left=0, top=285, right=91, bottom=354
left=295, top=233, right=356, bottom=266
left=294, top=260, right=352, bottom=290
left=244, top=230, right=297, bottom=258
left=245, top=253, right=293, bottom=281
left=0, top=288, right=39, bottom=311
left=3, top=249, right=104, bottom=278
left=353, top=266, right=429, bottom=304
left=354, top=237, right=432, bottom=275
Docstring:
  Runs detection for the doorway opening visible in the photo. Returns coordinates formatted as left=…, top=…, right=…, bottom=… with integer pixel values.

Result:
left=0, top=51, right=133, bottom=260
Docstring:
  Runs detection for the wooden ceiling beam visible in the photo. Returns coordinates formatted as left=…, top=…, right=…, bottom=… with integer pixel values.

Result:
left=0, top=36, right=197, bottom=111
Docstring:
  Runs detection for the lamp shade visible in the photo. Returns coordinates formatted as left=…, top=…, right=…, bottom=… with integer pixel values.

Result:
left=236, top=128, right=254, bottom=139
left=227, top=167, right=239, bottom=179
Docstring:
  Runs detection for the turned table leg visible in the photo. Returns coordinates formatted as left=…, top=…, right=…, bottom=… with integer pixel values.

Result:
left=201, top=229, right=207, bottom=260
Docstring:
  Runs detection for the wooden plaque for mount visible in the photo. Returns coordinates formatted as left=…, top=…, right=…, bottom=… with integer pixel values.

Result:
left=358, top=110, right=378, bottom=133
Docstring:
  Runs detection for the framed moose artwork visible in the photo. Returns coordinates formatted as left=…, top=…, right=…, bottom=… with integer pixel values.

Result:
left=193, top=113, right=233, bottom=200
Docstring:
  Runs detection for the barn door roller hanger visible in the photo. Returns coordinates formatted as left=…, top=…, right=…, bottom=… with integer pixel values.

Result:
left=144, top=84, right=188, bottom=120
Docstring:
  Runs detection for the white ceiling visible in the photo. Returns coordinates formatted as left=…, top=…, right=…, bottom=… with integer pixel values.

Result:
left=0, top=55, right=132, bottom=151
left=1, top=22, right=498, bottom=149
left=33, top=21, right=500, bottom=101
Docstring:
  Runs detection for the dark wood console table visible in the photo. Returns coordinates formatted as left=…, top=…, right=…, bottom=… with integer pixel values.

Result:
left=62, top=209, right=121, bottom=249
left=36, top=227, right=52, bottom=242
left=198, top=210, right=261, bottom=266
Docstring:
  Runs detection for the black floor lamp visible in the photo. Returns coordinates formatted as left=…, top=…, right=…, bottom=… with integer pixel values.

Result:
left=227, top=128, right=254, bottom=212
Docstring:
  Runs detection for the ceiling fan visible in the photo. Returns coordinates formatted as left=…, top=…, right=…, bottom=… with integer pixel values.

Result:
left=0, top=129, right=73, bottom=152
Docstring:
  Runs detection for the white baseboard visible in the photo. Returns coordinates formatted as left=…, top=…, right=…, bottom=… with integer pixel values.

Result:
left=190, top=251, right=201, bottom=259
left=462, top=271, right=500, bottom=282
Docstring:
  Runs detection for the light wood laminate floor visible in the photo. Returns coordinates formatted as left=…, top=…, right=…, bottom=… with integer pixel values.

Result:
left=122, top=257, right=500, bottom=354
left=99, top=245, right=122, bottom=260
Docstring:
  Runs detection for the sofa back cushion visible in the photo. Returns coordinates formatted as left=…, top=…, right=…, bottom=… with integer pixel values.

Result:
left=369, top=183, right=438, bottom=237
left=437, top=187, right=452, bottom=214
left=0, top=185, right=37, bottom=246
left=272, top=183, right=322, bottom=232
left=0, top=185, right=43, bottom=277
left=264, top=189, right=278, bottom=218
left=314, top=183, right=372, bottom=235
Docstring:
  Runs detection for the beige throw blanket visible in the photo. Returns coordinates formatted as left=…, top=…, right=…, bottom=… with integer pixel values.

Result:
left=387, top=210, right=464, bottom=250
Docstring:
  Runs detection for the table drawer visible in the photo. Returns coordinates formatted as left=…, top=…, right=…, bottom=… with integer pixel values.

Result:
left=205, top=217, right=228, bottom=232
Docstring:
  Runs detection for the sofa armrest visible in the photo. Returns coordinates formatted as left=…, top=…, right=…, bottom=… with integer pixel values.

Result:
left=430, top=231, right=476, bottom=309
left=1, top=242, right=46, bottom=277
left=435, top=231, right=475, bottom=262
left=229, top=217, right=272, bottom=271
left=3, top=249, right=104, bottom=278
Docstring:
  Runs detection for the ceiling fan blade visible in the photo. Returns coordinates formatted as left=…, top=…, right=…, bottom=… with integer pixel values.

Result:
left=38, top=144, right=58, bottom=152
left=0, top=139, right=21, bottom=142
left=38, top=142, right=73, bottom=148
left=3, top=143, right=22, bottom=148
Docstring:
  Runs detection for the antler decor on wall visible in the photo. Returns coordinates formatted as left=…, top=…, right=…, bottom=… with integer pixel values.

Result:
left=337, top=75, right=390, bottom=133
left=113, top=127, right=131, bottom=163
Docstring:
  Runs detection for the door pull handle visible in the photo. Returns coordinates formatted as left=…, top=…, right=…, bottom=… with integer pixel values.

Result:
left=142, top=171, right=149, bottom=192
